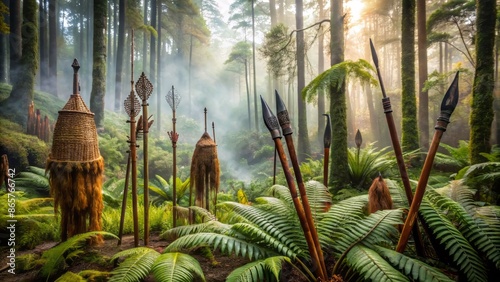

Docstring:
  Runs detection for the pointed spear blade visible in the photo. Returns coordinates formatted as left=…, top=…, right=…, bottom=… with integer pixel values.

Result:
left=369, top=38, right=379, bottom=68
left=323, top=114, right=331, bottom=149
left=275, top=90, right=292, bottom=135
left=440, top=71, right=459, bottom=118
left=355, top=129, right=362, bottom=149
left=261, top=96, right=281, bottom=139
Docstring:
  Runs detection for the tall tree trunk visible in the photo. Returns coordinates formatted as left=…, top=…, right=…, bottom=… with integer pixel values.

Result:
left=90, top=0, right=107, bottom=129
left=114, top=0, right=126, bottom=111
left=317, top=0, right=326, bottom=147
left=48, top=0, right=57, bottom=97
left=470, top=0, right=496, bottom=164
left=417, top=0, right=429, bottom=150
left=269, top=0, right=277, bottom=27
left=2, top=0, right=38, bottom=127
left=143, top=0, right=148, bottom=71
left=252, top=0, right=258, bottom=130
left=0, top=0, right=7, bottom=83
left=401, top=0, right=419, bottom=152
left=156, top=0, right=162, bottom=134
left=245, top=59, right=251, bottom=129
left=150, top=0, right=156, bottom=90
left=329, top=0, right=348, bottom=192
left=39, top=0, right=49, bottom=92
left=9, top=0, right=21, bottom=84
left=295, top=0, right=311, bottom=162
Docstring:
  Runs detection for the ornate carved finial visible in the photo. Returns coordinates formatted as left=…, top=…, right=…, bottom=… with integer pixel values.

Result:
left=72, top=59, right=80, bottom=95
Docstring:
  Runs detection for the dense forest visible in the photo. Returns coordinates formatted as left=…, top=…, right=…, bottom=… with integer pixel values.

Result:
left=0, top=0, right=499, bottom=281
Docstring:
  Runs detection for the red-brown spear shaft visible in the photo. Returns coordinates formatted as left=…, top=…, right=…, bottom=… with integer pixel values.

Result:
left=323, top=114, right=331, bottom=188
left=397, top=72, right=459, bottom=253
left=261, top=96, right=326, bottom=281
left=117, top=151, right=130, bottom=246
left=275, top=91, right=327, bottom=278
left=370, top=38, right=425, bottom=255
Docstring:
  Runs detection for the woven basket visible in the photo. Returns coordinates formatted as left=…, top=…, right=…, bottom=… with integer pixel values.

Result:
left=48, top=94, right=101, bottom=162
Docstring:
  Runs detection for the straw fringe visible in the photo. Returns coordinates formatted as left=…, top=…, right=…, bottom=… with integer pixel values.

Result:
left=46, top=157, right=104, bottom=244
left=190, top=132, right=220, bottom=210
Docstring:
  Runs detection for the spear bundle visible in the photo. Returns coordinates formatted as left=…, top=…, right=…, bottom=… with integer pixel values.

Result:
left=46, top=59, right=104, bottom=244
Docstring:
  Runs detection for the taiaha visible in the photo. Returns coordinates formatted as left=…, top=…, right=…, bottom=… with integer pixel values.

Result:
left=397, top=72, right=459, bottom=253
left=261, top=96, right=326, bottom=281
left=166, top=85, right=180, bottom=227
left=275, top=92, right=328, bottom=280
left=370, top=38, right=425, bottom=254
left=136, top=72, right=153, bottom=245
left=123, top=30, right=141, bottom=246
left=46, top=59, right=104, bottom=244
left=323, top=114, right=331, bottom=188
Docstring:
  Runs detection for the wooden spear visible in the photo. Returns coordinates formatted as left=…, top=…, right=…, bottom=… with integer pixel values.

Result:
left=370, top=38, right=425, bottom=254
left=261, top=96, right=326, bottom=281
left=323, top=114, right=331, bottom=188
left=397, top=71, right=459, bottom=253
left=167, top=85, right=180, bottom=227
left=117, top=150, right=130, bottom=246
left=275, top=91, right=327, bottom=278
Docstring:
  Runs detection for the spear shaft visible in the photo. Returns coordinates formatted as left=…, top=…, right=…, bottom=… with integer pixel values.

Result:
left=323, top=114, right=331, bottom=188
left=262, top=95, right=326, bottom=281
left=370, top=39, right=424, bottom=254
left=397, top=72, right=459, bottom=253
left=117, top=151, right=130, bottom=246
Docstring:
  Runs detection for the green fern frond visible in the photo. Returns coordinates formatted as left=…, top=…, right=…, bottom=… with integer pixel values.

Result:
left=151, top=252, right=205, bottom=282
left=188, top=205, right=217, bottom=222
left=304, top=180, right=332, bottom=215
left=334, top=209, right=403, bottom=255
left=164, top=233, right=273, bottom=261
left=341, top=245, right=409, bottom=282
left=226, top=256, right=291, bottom=282
left=161, top=220, right=231, bottom=240
left=302, top=59, right=377, bottom=103
left=317, top=195, right=368, bottom=241
left=385, top=178, right=410, bottom=208
left=419, top=198, right=488, bottom=281
left=39, top=231, right=118, bottom=280
left=78, top=269, right=111, bottom=280
left=109, top=247, right=160, bottom=282
left=426, top=189, right=500, bottom=269
left=374, top=245, right=454, bottom=281
left=54, top=271, right=86, bottom=282
left=267, top=185, right=293, bottom=205
left=231, top=223, right=301, bottom=259
left=434, top=180, right=477, bottom=214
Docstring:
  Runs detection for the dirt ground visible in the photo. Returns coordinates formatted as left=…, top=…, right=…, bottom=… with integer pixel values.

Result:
left=0, top=232, right=255, bottom=282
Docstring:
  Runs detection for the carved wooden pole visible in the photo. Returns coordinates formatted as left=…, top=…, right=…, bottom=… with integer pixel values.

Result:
left=323, top=114, right=331, bottom=188
left=117, top=150, right=130, bottom=246
left=166, top=85, right=180, bottom=227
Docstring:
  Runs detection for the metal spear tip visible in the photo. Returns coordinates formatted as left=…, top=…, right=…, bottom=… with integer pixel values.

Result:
left=323, top=114, right=331, bottom=149
left=275, top=90, right=292, bottom=135
left=439, top=71, right=459, bottom=121
left=369, top=38, right=379, bottom=68
left=260, top=96, right=282, bottom=139
left=355, top=129, right=362, bottom=149
left=72, top=58, right=80, bottom=73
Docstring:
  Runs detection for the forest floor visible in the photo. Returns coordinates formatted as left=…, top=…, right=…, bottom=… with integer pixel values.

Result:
left=0, top=231, right=290, bottom=282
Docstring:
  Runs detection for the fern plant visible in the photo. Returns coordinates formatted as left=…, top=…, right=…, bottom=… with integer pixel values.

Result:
left=347, top=143, right=395, bottom=189
left=12, top=166, right=50, bottom=198
left=147, top=175, right=191, bottom=206
left=109, top=247, right=205, bottom=282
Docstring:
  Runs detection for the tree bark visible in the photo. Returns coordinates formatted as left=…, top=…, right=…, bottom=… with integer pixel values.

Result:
left=470, top=0, right=496, bottom=164
left=295, top=0, right=311, bottom=162
left=329, top=0, right=348, bottom=192
left=417, top=0, right=429, bottom=150
left=401, top=0, right=419, bottom=152
left=317, top=0, right=326, bottom=147
left=3, top=0, right=38, bottom=127
left=90, top=0, right=107, bottom=129
left=114, top=0, right=126, bottom=111
left=8, top=0, right=21, bottom=84
left=39, top=0, right=49, bottom=92
left=48, top=0, right=58, bottom=97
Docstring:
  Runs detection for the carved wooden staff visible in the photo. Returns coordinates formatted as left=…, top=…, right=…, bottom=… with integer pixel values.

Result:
left=124, top=30, right=140, bottom=247
left=136, top=72, right=153, bottom=245
left=370, top=38, right=425, bottom=254
left=166, top=85, right=180, bottom=227
left=261, top=96, right=326, bottom=281
left=323, top=114, right=331, bottom=188
left=397, top=72, right=459, bottom=253
left=275, top=91, right=327, bottom=278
